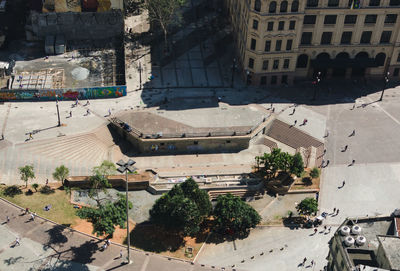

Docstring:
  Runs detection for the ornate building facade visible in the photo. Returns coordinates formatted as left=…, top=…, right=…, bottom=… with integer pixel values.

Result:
left=225, top=0, right=400, bottom=85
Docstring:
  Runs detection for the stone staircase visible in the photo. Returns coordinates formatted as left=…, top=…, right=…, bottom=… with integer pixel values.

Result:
left=255, top=136, right=278, bottom=152
left=208, top=189, right=262, bottom=201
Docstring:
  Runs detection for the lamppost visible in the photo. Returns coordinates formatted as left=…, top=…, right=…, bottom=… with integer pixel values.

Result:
left=379, top=72, right=390, bottom=101
left=116, top=159, right=136, bottom=265
left=138, top=62, right=142, bottom=90
left=55, top=94, right=61, bottom=127
left=312, top=71, right=321, bottom=101
left=231, top=58, right=237, bottom=88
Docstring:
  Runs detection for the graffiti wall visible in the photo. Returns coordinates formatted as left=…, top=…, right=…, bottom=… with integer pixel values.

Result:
left=0, top=86, right=126, bottom=101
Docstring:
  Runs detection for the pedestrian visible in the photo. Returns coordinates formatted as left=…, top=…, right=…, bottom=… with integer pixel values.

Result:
left=29, top=133, right=33, bottom=140
left=333, top=207, right=336, bottom=213
left=119, top=249, right=123, bottom=259
left=86, top=109, right=90, bottom=115
left=323, top=149, right=326, bottom=155
left=270, top=103, right=273, bottom=109
left=1, top=133, right=3, bottom=140
left=6, top=215, right=10, bottom=223
left=350, top=159, right=355, bottom=166
left=292, top=108, right=295, bottom=115
left=328, top=226, right=332, bottom=232
left=343, top=145, right=348, bottom=152
left=272, top=108, right=275, bottom=113
left=336, top=209, right=340, bottom=215
left=303, top=118, right=308, bottom=125
left=25, top=207, right=29, bottom=215
left=351, top=104, right=355, bottom=110
left=349, top=129, right=355, bottom=137
left=108, top=109, right=111, bottom=116
left=86, top=100, right=90, bottom=106
left=69, top=111, right=72, bottom=117
left=106, top=239, right=110, bottom=246
left=314, top=228, right=318, bottom=234
left=294, top=120, right=297, bottom=125
left=342, top=180, right=346, bottom=187
left=324, top=225, right=327, bottom=231
left=75, top=98, right=79, bottom=106
left=15, top=237, right=20, bottom=246
left=46, top=179, right=49, bottom=186
left=325, top=130, right=329, bottom=137
left=30, top=213, right=35, bottom=221
left=102, top=243, right=108, bottom=250
left=311, top=260, right=314, bottom=266
left=303, top=257, right=307, bottom=264
left=326, top=160, right=330, bottom=167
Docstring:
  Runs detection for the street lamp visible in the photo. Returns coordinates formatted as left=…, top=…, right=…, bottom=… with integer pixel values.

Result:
left=138, top=62, right=143, bottom=90
left=55, top=94, right=61, bottom=127
left=379, top=72, right=390, bottom=101
left=116, top=159, right=136, bottom=265
left=231, top=58, right=237, bottom=88
left=312, top=71, right=321, bottom=101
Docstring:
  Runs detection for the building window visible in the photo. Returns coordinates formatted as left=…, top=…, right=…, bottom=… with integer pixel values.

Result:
left=328, top=0, right=339, bottom=6
left=265, top=40, right=271, bottom=52
left=375, top=53, right=386, bottom=66
left=260, top=76, right=267, bottom=85
left=250, top=38, right=257, bottom=50
left=267, top=22, right=274, bottom=31
left=321, top=32, right=333, bottom=44
left=390, top=0, right=400, bottom=6
left=394, top=68, right=400, bottom=76
left=281, top=75, right=288, bottom=84
left=296, top=54, right=309, bottom=68
left=291, top=0, right=299, bottom=11
left=360, top=31, right=372, bottom=44
left=276, top=40, right=282, bottom=51
left=271, top=75, right=277, bottom=85
left=278, top=21, right=285, bottom=30
left=324, top=15, right=337, bottom=25
left=283, top=59, right=290, bottom=69
left=307, top=0, right=319, bottom=7
left=286, top=39, right=293, bottom=50
left=380, top=31, right=392, bottom=43
left=369, top=0, right=380, bottom=6
left=364, top=14, right=377, bottom=24
left=273, top=59, right=279, bottom=69
left=385, top=14, right=397, bottom=24
left=269, top=1, right=277, bottom=13
left=248, top=58, right=254, bottom=68
left=304, top=15, right=317, bottom=24
left=301, top=32, right=312, bottom=45
left=289, top=20, right=296, bottom=30
left=341, top=31, right=352, bottom=44
left=254, top=0, right=261, bottom=11
left=280, top=1, right=288, bottom=12
left=252, top=19, right=259, bottom=30
left=397, top=52, right=400, bottom=62
left=262, top=60, right=269, bottom=70
left=344, top=15, right=357, bottom=24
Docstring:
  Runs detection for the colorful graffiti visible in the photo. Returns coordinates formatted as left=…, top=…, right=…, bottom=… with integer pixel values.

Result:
left=0, top=86, right=127, bottom=101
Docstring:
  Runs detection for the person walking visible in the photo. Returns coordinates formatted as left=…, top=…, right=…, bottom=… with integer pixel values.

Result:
left=294, top=120, right=297, bottom=125
left=119, top=249, right=123, bottom=259
left=30, top=213, right=35, bottom=221
left=303, top=257, right=307, bottom=265
left=333, top=207, right=336, bottom=213
left=291, top=108, right=295, bottom=115
left=314, top=228, right=318, bottom=234
left=46, top=179, right=49, bottom=186
left=342, top=145, right=348, bottom=152
left=69, top=111, right=72, bottom=117
left=15, top=237, right=20, bottom=246
left=108, top=109, right=111, bottom=116
left=311, top=260, right=315, bottom=266
left=86, top=109, right=90, bottom=115
left=303, top=119, right=308, bottom=125
left=350, top=159, right=355, bottom=166
left=325, top=160, right=330, bottom=167
left=349, top=129, right=355, bottom=137
left=29, top=133, right=33, bottom=140
left=6, top=216, right=10, bottom=223
left=342, top=180, right=346, bottom=187
left=336, top=209, right=340, bottom=215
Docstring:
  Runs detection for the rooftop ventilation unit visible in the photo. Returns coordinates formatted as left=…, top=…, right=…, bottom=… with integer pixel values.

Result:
left=344, top=236, right=355, bottom=247
left=355, top=235, right=366, bottom=246
left=340, top=226, right=351, bottom=236
left=352, top=225, right=362, bottom=235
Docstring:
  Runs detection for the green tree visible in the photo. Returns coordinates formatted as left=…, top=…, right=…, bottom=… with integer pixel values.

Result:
left=144, top=0, right=186, bottom=46
left=213, top=194, right=261, bottom=236
left=19, top=165, right=35, bottom=188
left=290, top=153, right=304, bottom=177
left=88, top=160, right=116, bottom=206
left=296, top=197, right=318, bottom=215
left=32, top=183, right=39, bottom=192
left=52, top=165, right=70, bottom=186
left=149, top=178, right=211, bottom=236
left=310, top=167, right=320, bottom=179
left=77, top=193, right=132, bottom=237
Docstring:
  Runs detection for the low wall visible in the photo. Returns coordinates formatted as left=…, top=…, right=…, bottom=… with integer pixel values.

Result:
left=65, top=171, right=153, bottom=190
left=110, top=122, right=250, bottom=154
left=0, top=85, right=126, bottom=101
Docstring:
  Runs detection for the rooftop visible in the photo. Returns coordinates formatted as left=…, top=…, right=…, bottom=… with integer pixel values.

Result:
left=377, top=236, right=400, bottom=270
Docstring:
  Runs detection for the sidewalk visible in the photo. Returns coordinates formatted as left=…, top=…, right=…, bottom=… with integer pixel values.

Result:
left=0, top=198, right=227, bottom=271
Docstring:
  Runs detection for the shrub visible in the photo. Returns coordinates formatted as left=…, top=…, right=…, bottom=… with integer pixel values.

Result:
left=25, top=189, right=33, bottom=196
left=32, top=183, right=39, bottom=192
left=3, top=185, right=22, bottom=197
left=302, top=177, right=312, bottom=186
left=40, top=185, right=55, bottom=194
left=310, top=167, right=320, bottom=179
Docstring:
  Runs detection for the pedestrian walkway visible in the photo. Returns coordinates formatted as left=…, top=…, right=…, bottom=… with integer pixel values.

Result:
left=0, top=198, right=227, bottom=271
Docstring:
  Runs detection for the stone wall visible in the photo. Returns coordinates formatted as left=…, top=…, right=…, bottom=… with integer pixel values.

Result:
left=27, top=10, right=123, bottom=40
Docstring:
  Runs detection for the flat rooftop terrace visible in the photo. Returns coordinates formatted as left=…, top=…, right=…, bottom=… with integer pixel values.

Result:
left=118, top=106, right=265, bottom=138
left=10, top=49, right=116, bottom=89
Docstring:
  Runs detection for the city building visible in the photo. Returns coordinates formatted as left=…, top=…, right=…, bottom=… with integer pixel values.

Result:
left=327, top=212, right=400, bottom=271
left=224, top=0, right=400, bottom=85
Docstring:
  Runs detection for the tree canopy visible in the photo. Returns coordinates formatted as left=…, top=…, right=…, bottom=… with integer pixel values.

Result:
left=53, top=165, right=69, bottom=186
left=296, top=197, right=318, bottom=215
left=88, top=160, right=116, bottom=206
left=149, top=178, right=211, bottom=236
left=213, top=194, right=261, bottom=235
left=77, top=193, right=132, bottom=237
left=256, top=148, right=304, bottom=180
left=19, top=165, right=35, bottom=188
